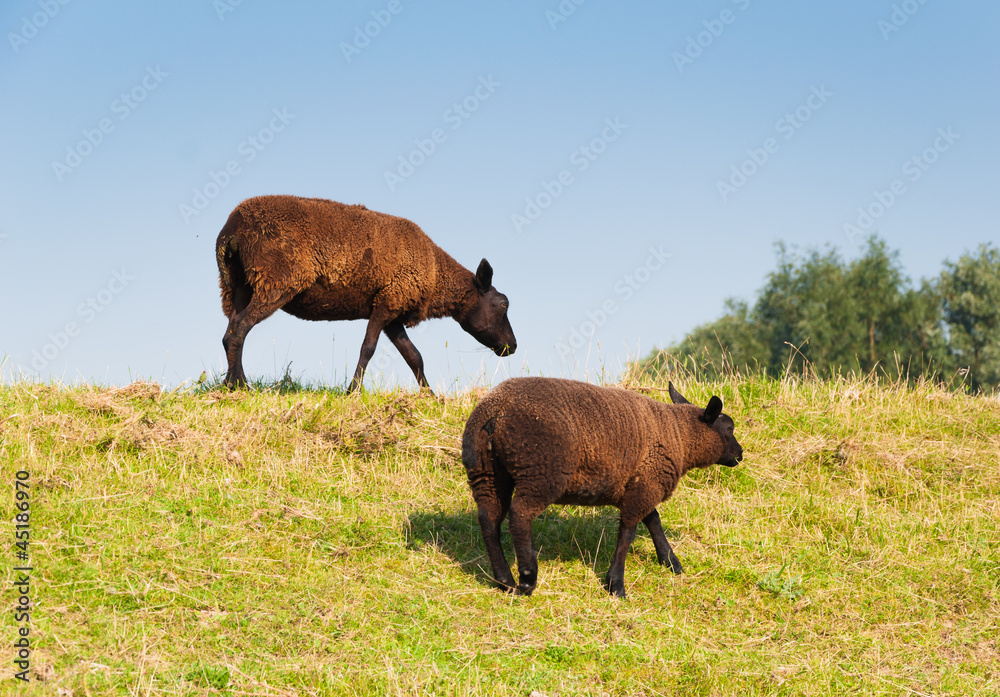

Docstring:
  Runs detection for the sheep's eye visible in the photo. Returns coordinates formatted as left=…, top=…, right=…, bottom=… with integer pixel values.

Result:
left=500, top=302, right=508, bottom=310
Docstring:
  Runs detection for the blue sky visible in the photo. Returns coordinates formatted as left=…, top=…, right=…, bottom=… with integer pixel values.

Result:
left=1, top=0, right=997, bottom=390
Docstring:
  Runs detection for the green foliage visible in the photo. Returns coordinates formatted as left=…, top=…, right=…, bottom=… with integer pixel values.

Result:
left=756, top=564, right=805, bottom=601
left=939, top=244, right=1000, bottom=390
left=639, top=237, right=999, bottom=390
left=662, top=297, right=769, bottom=376
left=185, top=664, right=231, bottom=690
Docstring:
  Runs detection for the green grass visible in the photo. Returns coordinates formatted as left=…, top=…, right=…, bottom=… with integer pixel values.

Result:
left=1, top=373, right=998, bottom=695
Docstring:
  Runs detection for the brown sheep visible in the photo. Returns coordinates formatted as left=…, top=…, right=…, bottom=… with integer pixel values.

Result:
left=216, top=195, right=516, bottom=391
left=461, top=378, right=743, bottom=598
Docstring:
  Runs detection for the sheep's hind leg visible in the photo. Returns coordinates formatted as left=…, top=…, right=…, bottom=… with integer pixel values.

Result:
left=347, top=313, right=390, bottom=394
left=475, top=500, right=515, bottom=592
left=605, top=519, right=639, bottom=598
left=383, top=320, right=432, bottom=394
left=508, top=495, right=545, bottom=596
left=642, top=509, right=683, bottom=575
left=223, top=315, right=249, bottom=388
left=223, top=287, right=299, bottom=389
left=469, top=434, right=515, bottom=591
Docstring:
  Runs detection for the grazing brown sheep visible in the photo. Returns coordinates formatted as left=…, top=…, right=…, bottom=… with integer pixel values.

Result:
left=216, top=195, right=516, bottom=391
left=462, top=378, right=743, bottom=598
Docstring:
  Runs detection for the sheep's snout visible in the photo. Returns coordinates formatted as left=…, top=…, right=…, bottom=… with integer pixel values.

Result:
left=721, top=437, right=744, bottom=467
left=494, top=340, right=516, bottom=357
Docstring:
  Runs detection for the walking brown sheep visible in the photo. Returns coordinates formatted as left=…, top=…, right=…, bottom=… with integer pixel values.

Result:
left=216, top=195, right=517, bottom=391
left=462, top=378, right=743, bottom=598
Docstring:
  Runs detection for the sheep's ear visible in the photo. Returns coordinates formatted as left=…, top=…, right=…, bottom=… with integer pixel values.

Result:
left=475, top=258, right=493, bottom=292
left=700, top=396, right=723, bottom=425
left=668, top=382, right=690, bottom=405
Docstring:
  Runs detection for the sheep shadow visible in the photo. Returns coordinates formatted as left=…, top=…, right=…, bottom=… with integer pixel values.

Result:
left=407, top=507, right=683, bottom=589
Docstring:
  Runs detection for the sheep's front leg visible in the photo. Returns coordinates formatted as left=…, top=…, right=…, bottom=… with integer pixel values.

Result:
left=605, top=519, right=639, bottom=598
left=642, top=509, right=683, bottom=575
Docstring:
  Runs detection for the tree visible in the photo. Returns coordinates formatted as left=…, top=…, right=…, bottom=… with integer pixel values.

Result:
left=847, top=237, right=906, bottom=369
left=639, top=235, right=958, bottom=383
left=939, top=244, right=1000, bottom=391
left=669, top=298, right=767, bottom=374
left=753, top=243, right=863, bottom=376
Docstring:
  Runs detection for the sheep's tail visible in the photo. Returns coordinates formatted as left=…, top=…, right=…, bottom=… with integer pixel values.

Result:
left=462, top=413, right=498, bottom=496
left=216, top=211, right=248, bottom=318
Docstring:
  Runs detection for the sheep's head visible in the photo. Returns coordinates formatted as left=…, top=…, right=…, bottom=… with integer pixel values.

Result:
left=461, top=259, right=517, bottom=357
left=668, top=382, right=744, bottom=468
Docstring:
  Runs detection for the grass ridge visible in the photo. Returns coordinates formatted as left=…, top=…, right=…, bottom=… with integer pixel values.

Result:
left=1, top=374, right=998, bottom=695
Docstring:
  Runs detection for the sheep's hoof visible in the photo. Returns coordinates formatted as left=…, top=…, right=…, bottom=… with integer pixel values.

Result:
left=224, top=376, right=247, bottom=390
left=515, top=570, right=537, bottom=596
left=604, top=575, right=627, bottom=598
left=668, top=554, right=684, bottom=575
left=494, top=577, right=516, bottom=593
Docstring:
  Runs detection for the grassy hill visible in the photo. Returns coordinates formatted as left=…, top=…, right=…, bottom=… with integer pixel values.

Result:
left=1, top=374, right=998, bottom=695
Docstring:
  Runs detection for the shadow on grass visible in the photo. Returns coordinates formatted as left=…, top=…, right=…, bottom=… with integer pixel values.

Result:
left=407, top=507, right=681, bottom=589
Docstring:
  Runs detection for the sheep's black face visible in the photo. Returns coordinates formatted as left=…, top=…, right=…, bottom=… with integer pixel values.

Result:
left=668, top=382, right=744, bottom=467
left=462, top=259, right=517, bottom=357
left=710, top=412, right=744, bottom=468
